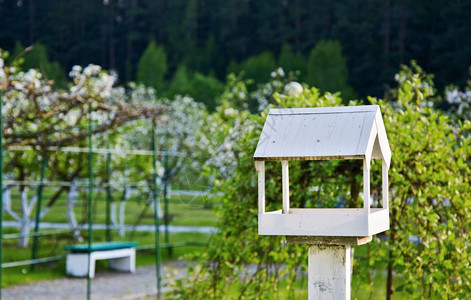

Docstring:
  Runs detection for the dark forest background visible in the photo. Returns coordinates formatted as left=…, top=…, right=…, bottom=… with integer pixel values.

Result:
left=1, top=0, right=470, bottom=99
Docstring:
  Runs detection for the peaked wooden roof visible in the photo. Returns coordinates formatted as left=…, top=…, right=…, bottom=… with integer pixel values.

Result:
left=253, top=105, right=391, bottom=167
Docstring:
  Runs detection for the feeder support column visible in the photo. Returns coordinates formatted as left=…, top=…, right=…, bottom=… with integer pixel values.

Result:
left=281, top=160, right=289, bottom=214
left=363, top=159, right=370, bottom=214
left=255, top=161, right=265, bottom=213
left=382, top=160, right=389, bottom=209
left=308, top=245, right=351, bottom=300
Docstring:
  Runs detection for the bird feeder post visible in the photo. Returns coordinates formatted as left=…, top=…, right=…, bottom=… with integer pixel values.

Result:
left=281, top=160, right=289, bottom=214
left=308, top=244, right=351, bottom=299
left=255, top=161, right=265, bottom=214
left=254, top=105, right=391, bottom=299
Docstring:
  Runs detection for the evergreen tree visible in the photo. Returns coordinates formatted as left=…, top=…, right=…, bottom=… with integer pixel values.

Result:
left=136, top=40, right=167, bottom=93
left=306, top=40, right=356, bottom=100
left=278, top=43, right=306, bottom=76
left=167, top=64, right=191, bottom=97
left=239, top=51, right=276, bottom=84
left=167, top=64, right=224, bottom=111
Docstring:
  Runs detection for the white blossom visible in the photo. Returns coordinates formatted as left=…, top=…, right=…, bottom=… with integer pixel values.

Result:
left=284, top=81, right=303, bottom=96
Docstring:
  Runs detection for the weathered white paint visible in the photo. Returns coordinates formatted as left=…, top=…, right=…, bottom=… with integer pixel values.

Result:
left=258, top=208, right=389, bottom=236
left=255, top=161, right=265, bottom=213
left=382, top=160, right=389, bottom=209
left=281, top=160, right=289, bottom=214
left=66, top=248, right=136, bottom=278
left=254, top=105, right=390, bottom=165
left=363, top=159, right=371, bottom=214
left=67, top=183, right=83, bottom=241
left=374, top=108, right=392, bottom=167
left=254, top=105, right=391, bottom=237
left=308, top=245, right=351, bottom=300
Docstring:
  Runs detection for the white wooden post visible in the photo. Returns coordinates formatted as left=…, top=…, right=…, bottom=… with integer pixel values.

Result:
left=281, top=160, right=289, bottom=214
left=382, top=160, right=389, bottom=209
left=308, top=245, right=351, bottom=300
left=255, top=161, right=265, bottom=213
left=363, top=159, right=370, bottom=214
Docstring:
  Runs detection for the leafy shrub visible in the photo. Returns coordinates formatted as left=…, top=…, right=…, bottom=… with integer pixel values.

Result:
left=169, top=64, right=471, bottom=299
left=167, top=64, right=224, bottom=111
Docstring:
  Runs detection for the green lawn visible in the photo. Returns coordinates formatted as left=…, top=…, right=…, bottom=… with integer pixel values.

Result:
left=1, top=186, right=217, bottom=288
left=1, top=230, right=211, bottom=288
left=4, top=187, right=219, bottom=227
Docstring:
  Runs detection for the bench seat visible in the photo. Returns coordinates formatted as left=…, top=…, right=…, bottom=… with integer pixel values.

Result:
left=65, top=242, right=138, bottom=278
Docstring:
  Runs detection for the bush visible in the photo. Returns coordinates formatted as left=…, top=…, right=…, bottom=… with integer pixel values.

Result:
left=169, top=64, right=471, bottom=299
left=167, top=64, right=224, bottom=111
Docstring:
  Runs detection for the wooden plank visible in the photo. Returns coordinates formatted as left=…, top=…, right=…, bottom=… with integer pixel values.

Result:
left=363, top=159, right=370, bottom=214
left=355, top=110, right=377, bottom=157
left=286, top=235, right=372, bottom=245
left=258, top=208, right=389, bottom=236
left=268, top=105, right=378, bottom=115
left=255, top=161, right=265, bottom=213
left=254, top=112, right=369, bottom=159
left=368, top=208, right=390, bottom=235
left=258, top=210, right=369, bottom=236
left=253, top=155, right=364, bottom=161
left=382, top=160, right=389, bottom=209
left=308, top=245, right=351, bottom=299
left=375, top=109, right=392, bottom=167
left=65, top=242, right=138, bottom=253
left=281, top=160, right=289, bottom=214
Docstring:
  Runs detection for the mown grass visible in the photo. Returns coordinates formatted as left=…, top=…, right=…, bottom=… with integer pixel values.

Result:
left=4, top=187, right=219, bottom=227
left=1, top=186, right=217, bottom=288
left=1, top=229, right=211, bottom=288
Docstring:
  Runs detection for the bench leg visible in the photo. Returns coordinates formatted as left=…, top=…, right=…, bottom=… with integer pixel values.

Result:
left=66, top=253, right=96, bottom=278
left=109, top=249, right=135, bottom=273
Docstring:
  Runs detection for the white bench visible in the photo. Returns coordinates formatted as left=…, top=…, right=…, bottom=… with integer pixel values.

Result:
left=65, top=242, right=138, bottom=278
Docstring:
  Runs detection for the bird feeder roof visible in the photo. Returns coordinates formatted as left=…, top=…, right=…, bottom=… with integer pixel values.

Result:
left=253, top=105, right=391, bottom=167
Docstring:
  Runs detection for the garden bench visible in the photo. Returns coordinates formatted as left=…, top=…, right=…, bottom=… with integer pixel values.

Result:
left=65, top=242, right=138, bottom=278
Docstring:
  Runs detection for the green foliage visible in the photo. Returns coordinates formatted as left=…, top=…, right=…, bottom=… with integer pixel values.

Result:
left=184, top=36, right=224, bottom=78
left=278, top=43, right=305, bottom=76
left=167, top=64, right=225, bottom=110
left=363, top=64, right=471, bottom=298
left=189, top=73, right=225, bottom=111
left=136, top=40, right=167, bottom=94
left=15, top=42, right=67, bottom=87
left=2, top=1, right=471, bottom=97
left=167, top=64, right=191, bottom=97
left=237, top=52, right=276, bottom=85
left=306, top=40, right=357, bottom=101
left=169, top=64, right=471, bottom=299
left=169, top=80, right=358, bottom=298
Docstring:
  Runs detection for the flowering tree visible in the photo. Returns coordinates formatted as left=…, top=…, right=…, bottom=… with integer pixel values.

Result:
left=0, top=49, right=164, bottom=247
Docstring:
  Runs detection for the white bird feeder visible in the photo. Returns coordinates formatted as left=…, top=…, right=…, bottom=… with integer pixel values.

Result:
left=254, top=105, right=391, bottom=299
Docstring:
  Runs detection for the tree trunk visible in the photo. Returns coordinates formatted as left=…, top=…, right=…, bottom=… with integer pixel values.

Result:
left=67, top=184, right=83, bottom=241
left=382, top=0, right=391, bottom=67
left=18, top=188, right=34, bottom=248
